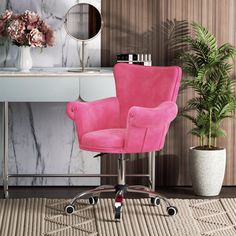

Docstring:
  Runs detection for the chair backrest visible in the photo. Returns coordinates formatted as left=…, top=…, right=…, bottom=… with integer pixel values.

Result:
left=113, top=63, right=182, bottom=127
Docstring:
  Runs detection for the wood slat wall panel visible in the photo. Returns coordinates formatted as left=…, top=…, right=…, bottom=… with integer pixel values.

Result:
left=101, top=0, right=236, bottom=186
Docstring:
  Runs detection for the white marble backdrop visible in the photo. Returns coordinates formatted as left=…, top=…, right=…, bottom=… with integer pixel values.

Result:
left=0, top=0, right=101, bottom=68
left=0, top=0, right=101, bottom=186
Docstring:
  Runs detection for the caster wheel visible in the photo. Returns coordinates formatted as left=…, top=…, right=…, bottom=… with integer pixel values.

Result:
left=115, top=211, right=121, bottom=222
left=114, top=206, right=122, bottom=222
left=4, top=191, right=9, bottom=199
left=167, top=206, right=178, bottom=216
left=89, top=196, right=99, bottom=205
left=64, top=204, right=75, bottom=215
left=151, top=197, right=161, bottom=206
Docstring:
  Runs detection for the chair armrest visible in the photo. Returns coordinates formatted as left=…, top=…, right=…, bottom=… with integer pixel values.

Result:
left=127, top=101, right=178, bottom=128
left=124, top=101, right=178, bottom=153
left=66, top=97, right=120, bottom=141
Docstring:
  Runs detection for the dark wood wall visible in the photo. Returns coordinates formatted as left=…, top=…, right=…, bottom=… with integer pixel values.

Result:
left=101, top=0, right=236, bottom=186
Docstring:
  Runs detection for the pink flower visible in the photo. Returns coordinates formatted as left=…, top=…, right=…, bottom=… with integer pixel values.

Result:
left=0, top=10, right=14, bottom=36
left=45, top=28, right=55, bottom=47
left=0, top=20, right=6, bottom=36
left=40, top=21, right=49, bottom=33
left=22, top=10, right=40, bottom=30
left=7, top=19, right=25, bottom=40
left=40, top=22, right=55, bottom=46
left=0, top=10, right=13, bottom=22
left=24, top=10, right=39, bottom=24
left=0, top=9, right=55, bottom=47
left=28, top=28, right=46, bottom=47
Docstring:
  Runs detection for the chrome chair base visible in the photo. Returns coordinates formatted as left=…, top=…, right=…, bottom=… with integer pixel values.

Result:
left=65, top=154, right=178, bottom=221
left=65, top=184, right=178, bottom=221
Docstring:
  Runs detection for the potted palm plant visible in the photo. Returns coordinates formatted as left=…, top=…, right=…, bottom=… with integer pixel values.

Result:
left=179, top=23, right=236, bottom=196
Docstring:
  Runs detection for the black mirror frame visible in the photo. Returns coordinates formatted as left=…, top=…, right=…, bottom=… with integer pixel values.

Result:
left=64, top=3, right=103, bottom=42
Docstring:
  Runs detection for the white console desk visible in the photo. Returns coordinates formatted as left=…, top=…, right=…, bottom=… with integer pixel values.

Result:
left=0, top=67, right=116, bottom=197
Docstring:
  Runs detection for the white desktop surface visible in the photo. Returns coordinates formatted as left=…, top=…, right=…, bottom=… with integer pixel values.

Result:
left=0, top=67, right=115, bottom=102
left=0, top=67, right=113, bottom=77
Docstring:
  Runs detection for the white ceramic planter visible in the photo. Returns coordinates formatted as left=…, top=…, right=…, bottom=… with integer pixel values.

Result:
left=16, top=46, right=32, bottom=72
left=189, top=147, right=226, bottom=196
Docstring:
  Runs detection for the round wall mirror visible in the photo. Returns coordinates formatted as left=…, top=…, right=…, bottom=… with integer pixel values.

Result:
left=64, top=3, right=102, bottom=41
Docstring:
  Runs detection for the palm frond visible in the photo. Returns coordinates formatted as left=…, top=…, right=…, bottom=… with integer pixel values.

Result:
left=192, top=22, right=217, bottom=52
left=177, top=22, right=236, bottom=146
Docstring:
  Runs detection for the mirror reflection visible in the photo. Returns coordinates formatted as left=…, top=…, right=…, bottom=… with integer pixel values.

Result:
left=65, top=3, right=102, bottom=41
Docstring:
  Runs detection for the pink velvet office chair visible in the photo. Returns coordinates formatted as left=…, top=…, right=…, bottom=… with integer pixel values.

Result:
left=65, top=63, right=182, bottom=221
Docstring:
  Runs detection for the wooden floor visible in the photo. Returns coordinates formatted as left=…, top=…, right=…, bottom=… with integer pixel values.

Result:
left=1, top=186, right=236, bottom=199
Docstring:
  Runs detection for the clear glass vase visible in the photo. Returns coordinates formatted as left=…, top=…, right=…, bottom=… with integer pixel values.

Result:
left=16, top=46, right=32, bottom=72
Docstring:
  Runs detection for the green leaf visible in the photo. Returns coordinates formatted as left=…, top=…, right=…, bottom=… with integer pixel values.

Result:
left=176, top=22, right=236, bottom=146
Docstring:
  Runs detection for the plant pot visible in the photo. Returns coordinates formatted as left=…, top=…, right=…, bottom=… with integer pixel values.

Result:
left=189, top=147, right=226, bottom=196
left=16, top=46, right=32, bottom=72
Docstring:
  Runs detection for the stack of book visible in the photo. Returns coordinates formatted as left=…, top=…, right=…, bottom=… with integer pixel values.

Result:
left=116, top=53, right=152, bottom=66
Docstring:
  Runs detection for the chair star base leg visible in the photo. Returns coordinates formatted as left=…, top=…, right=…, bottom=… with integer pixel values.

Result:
left=65, top=184, right=178, bottom=219
left=70, top=185, right=115, bottom=205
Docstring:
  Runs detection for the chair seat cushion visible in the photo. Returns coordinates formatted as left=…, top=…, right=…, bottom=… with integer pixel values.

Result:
left=80, top=128, right=126, bottom=152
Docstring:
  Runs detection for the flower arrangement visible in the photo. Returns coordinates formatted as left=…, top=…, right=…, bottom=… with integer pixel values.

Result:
left=0, top=10, right=55, bottom=47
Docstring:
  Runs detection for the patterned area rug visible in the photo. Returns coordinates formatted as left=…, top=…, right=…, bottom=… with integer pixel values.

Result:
left=189, top=199, right=236, bottom=236
left=1, top=198, right=236, bottom=236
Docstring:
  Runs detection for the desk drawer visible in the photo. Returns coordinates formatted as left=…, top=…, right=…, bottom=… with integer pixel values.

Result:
left=0, top=77, right=80, bottom=102
left=79, top=75, right=116, bottom=101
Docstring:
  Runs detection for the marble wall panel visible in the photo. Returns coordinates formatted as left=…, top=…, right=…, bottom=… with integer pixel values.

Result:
left=0, top=0, right=101, bottom=186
